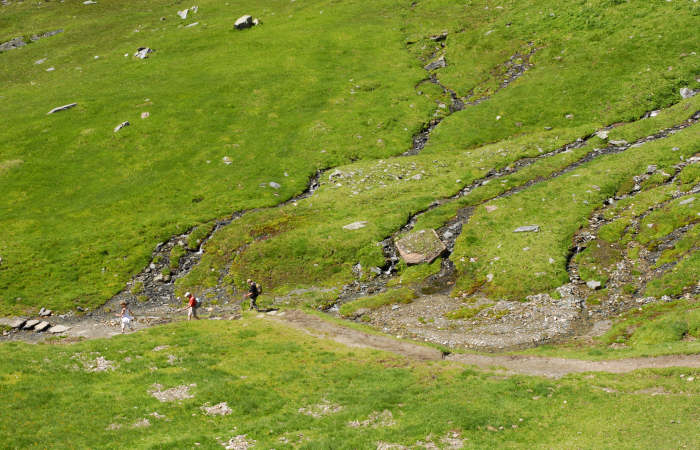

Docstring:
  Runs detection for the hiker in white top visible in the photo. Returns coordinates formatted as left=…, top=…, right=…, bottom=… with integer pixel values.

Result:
left=117, top=301, right=134, bottom=333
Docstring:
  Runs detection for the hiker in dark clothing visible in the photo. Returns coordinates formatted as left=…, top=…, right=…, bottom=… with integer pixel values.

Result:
left=244, top=279, right=260, bottom=311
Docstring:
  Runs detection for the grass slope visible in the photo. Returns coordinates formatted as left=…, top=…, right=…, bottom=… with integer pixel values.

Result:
left=0, top=319, right=698, bottom=448
left=1, top=0, right=699, bottom=314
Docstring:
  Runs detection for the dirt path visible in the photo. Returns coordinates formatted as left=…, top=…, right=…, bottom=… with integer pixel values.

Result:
left=267, top=309, right=700, bottom=378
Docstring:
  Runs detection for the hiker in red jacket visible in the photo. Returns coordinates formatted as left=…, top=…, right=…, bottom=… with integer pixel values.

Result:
left=180, top=291, right=199, bottom=320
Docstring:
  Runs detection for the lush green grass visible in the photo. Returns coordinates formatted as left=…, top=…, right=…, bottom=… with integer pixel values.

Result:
left=339, top=287, right=417, bottom=317
left=2, top=0, right=699, bottom=314
left=1, top=319, right=699, bottom=448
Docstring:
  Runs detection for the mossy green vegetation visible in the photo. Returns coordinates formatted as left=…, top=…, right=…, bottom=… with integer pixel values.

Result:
left=339, top=287, right=417, bottom=317
left=0, top=319, right=699, bottom=448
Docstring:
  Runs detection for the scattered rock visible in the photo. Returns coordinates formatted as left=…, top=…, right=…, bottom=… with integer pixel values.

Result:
left=268, top=181, right=281, bottom=189
left=39, top=308, right=52, bottom=317
left=424, top=56, right=446, bottom=71
left=48, top=324, right=70, bottom=334
left=485, top=205, right=498, bottom=212
left=679, top=197, right=694, bottom=206
left=395, top=229, right=446, bottom=265
left=0, top=37, right=26, bottom=52
left=680, top=87, right=697, bottom=99
left=152, top=345, right=170, bottom=352
left=149, top=383, right=195, bottom=402
left=234, top=15, right=254, bottom=30
left=586, top=280, right=602, bottom=290
left=35, top=58, right=47, bottom=65
left=141, top=112, right=150, bottom=119
left=609, top=140, right=628, bottom=146
left=201, top=402, right=233, bottom=416
left=513, top=225, right=540, bottom=233
left=34, top=321, right=50, bottom=332
left=348, top=410, right=395, bottom=428
left=221, top=435, right=256, bottom=449
left=135, top=47, right=154, bottom=59
left=47, top=103, right=77, bottom=115
left=10, top=319, right=26, bottom=329
left=185, top=22, right=199, bottom=28
left=646, top=165, right=657, bottom=174
left=343, top=221, right=368, bottom=230
left=222, top=156, right=233, bottom=165
left=83, top=0, right=97, bottom=4
left=23, top=319, right=40, bottom=330
left=177, top=9, right=188, bottom=19
left=114, top=121, right=130, bottom=132
left=298, top=399, right=343, bottom=418
left=131, top=418, right=150, bottom=428
left=595, top=130, right=608, bottom=140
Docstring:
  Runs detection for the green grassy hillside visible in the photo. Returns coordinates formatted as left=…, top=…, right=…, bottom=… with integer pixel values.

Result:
left=1, top=0, right=698, bottom=314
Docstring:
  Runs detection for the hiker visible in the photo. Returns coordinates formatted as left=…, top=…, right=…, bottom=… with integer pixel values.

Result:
left=244, top=279, right=260, bottom=311
left=116, top=301, right=134, bottom=333
left=181, top=291, right=200, bottom=320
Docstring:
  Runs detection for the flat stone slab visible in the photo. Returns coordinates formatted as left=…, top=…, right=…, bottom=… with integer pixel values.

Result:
left=395, top=229, right=446, bottom=265
left=48, top=325, right=70, bottom=334
left=34, top=321, right=50, bottom=332
left=513, top=225, right=540, bottom=233
left=23, top=319, right=40, bottom=330
left=10, top=319, right=26, bottom=329
left=343, top=221, right=367, bottom=230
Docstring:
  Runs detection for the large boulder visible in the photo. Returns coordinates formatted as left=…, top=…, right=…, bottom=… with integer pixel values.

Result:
left=395, top=229, right=446, bottom=265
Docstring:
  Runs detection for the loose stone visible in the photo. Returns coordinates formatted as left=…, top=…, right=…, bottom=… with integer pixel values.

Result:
left=513, top=225, right=540, bottom=233
left=47, top=103, right=77, bottom=115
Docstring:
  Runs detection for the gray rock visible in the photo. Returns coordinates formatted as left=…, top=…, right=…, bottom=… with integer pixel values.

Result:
left=31, top=30, right=63, bottom=41
left=343, top=221, right=367, bottom=230
left=395, top=229, right=446, bottom=265
left=177, top=9, right=188, bottom=19
left=410, top=174, right=422, bottom=181
left=185, top=22, right=199, bottom=28
left=595, top=130, right=608, bottom=140
left=609, top=140, right=627, bottom=146
left=83, top=0, right=97, bottom=4
left=586, top=280, right=602, bottom=290
left=0, top=37, right=26, bottom=52
left=513, top=225, right=540, bottom=233
left=268, top=181, right=281, bottom=189
left=114, top=121, right=130, bottom=132
left=34, top=321, right=50, bottom=332
left=35, top=58, right=47, bottom=65
left=47, top=103, right=77, bottom=115
left=679, top=197, right=694, bottom=206
left=23, top=319, right=40, bottom=330
left=48, top=325, right=70, bottom=334
left=424, top=56, right=446, bottom=71
left=680, top=87, right=696, bottom=99
left=646, top=165, right=657, bottom=174
left=370, top=267, right=382, bottom=275
left=10, top=319, right=26, bottom=329
left=135, top=47, right=154, bottom=59
left=252, top=18, right=260, bottom=26
left=39, top=308, right=52, bottom=317
left=234, top=15, right=254, bottom=30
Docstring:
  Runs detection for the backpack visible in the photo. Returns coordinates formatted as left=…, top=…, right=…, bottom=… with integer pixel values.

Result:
left=255, top=283, right=262, bottom=294
left=195, top=297, right=202, bottom=307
